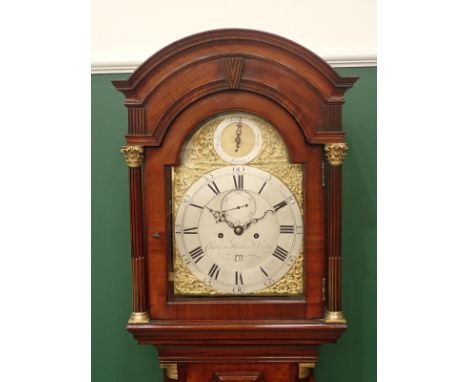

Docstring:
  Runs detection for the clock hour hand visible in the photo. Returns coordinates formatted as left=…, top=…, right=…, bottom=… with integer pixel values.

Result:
left=205, top=206, right=239, bottom=229
left=205, top=206, right=224, bottom=222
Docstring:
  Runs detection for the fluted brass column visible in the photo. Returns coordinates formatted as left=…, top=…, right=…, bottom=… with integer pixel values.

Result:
left=121, top=145, right=150, bottom=324
left=324, top=143, right=348, bottom=324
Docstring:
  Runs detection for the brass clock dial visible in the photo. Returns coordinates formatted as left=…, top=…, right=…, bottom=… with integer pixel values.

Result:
left=174, top=166, right=303, bottom=294
left=172, top=112, right=304, bottom=296
left=213, top=115, right=262, bottom=164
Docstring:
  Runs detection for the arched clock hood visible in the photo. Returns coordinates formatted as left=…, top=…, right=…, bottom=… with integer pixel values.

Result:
left=114, top=29, right=357, bottom=382
left=113, top=29, right=357, bottom=147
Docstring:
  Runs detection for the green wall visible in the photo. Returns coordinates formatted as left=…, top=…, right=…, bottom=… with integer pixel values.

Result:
left=91, top=67, right=376, bottom=382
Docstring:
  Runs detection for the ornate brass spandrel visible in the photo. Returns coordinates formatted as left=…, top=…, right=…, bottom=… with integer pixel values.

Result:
left=172, top=114, right=304, bottom=296
left=172, top=115, right=302, bottom=213
left=121, top=145, right=144, bottom=167
left=172, top=163, right=303, bottom=217
left=173, top=246, right=303, bottom=296
left=177, top=115, right=291, bottom=166
left=324, top=143, right=348, bottom=166
left=255, top=252, right=303, bottom=296
left=174, top=251, right=215, bottom=295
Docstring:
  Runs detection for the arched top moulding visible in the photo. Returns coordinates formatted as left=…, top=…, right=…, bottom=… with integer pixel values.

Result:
left=113, top=29, right=358, bottom=146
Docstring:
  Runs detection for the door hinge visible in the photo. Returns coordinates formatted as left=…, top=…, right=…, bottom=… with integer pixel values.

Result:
left=167, top=196, right=173, bottom=216
left=322, top=277, right=326, bottom=302
left=321, top=161, right=325, bottom=187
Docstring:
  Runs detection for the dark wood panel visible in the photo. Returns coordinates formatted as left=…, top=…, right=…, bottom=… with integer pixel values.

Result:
left=127, top=320, right=346, bottom=346
left=113, top=29, right=357, bottom=146
left=128, top=106, right=146, bottom=134
left=187, top=363, right=290, bottom=382
left=128, top=167, right=147, bottom=313
left=158, top=344, right=319, bottom=363
left=326, top=165, right=343, bottom=312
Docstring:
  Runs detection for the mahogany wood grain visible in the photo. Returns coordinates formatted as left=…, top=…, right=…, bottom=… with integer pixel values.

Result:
left=326, top=165, right=343, bottom=312
left=187, top=363, right=289, bottom=382
left=112, top=29, right=357, bottom=146
left=128, top=166, right=147, bottom=313
left=128, top=107, right=146, bottom=134
left=299, top=368, right=315, bottom=382
left=114, top=29, right=358, bottom=382
left=212, top=370, right=264, bottom=382
left=143, top=92, right=325, bottom=320
left=128, top=320, right=345, bottom=346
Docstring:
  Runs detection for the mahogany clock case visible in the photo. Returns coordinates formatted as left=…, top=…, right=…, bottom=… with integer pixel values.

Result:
left=92, top=67, right=376, bottom=382
left=104, top=29, right=376, bottom=382
left=113, top=29, right=357, bottom=322
left=143, top=109, right=324, bottom=321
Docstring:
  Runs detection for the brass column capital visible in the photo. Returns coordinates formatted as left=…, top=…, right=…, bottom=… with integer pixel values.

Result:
left=121, top=145, right=144, bottom=167
left=160, top=363, right=178, bottom=380
left=298, top=362, right=316, bottom=379
left=324, top=143, right=348, bottom=166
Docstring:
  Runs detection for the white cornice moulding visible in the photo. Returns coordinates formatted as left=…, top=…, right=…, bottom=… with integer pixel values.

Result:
left=91, top=55, right=377, bottom=74
left=91, top=62, right=141, bottom=74
left=326, top=56, right=377, bottom=68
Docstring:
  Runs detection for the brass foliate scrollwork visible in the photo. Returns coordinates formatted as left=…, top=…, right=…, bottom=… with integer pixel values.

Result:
left=171, top=115, right=304, bottom=296
left=121, top=145, right=144, bottom=167
left=324, top=143, right=349, bottom=166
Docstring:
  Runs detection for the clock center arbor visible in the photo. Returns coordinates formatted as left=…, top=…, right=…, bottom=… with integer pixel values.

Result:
left=114, top=29, right=357, bottom=382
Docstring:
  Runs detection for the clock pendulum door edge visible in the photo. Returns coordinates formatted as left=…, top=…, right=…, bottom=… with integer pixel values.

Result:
left=121, top=145, right=150, bottom=324
left=324, top=143, right=349, bottom=324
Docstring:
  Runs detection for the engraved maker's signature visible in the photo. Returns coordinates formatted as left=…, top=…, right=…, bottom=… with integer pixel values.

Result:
left=206, top=239, right=272, bottom=251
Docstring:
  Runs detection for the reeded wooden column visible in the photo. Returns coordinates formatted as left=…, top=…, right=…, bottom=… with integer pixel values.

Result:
left=121, top=145, right=150, bottom=324
left=324, top=143, right=348, bottom=323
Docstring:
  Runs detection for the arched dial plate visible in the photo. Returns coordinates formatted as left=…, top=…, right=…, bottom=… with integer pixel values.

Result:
left=174, top=165, right=303, bottom=294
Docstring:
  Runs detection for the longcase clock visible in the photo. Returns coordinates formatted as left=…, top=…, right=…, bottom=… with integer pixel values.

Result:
left=114, top=29, right=357, bottom=382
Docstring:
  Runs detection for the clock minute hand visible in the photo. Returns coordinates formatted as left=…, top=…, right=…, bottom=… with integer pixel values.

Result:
left=221, top=203, right=248, bottom=213
left=242, top=209, right=275, bottom=229
left=206, top=204, right=248, bottom=215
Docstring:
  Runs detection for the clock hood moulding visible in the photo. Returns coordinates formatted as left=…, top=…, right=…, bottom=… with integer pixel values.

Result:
left=113, top=28, right=357, bottom=147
